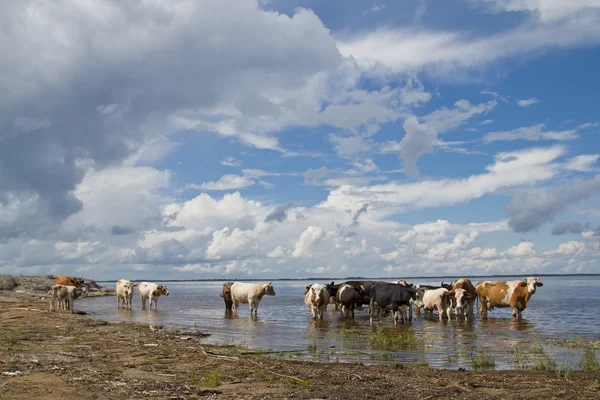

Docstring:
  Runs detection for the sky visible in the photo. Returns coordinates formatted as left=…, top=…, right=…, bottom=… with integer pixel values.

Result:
left=1, top=0, right=600, bottom=280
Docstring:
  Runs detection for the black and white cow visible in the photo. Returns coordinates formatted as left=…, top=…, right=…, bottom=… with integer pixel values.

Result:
left=369, top=282, right=418, bottom=325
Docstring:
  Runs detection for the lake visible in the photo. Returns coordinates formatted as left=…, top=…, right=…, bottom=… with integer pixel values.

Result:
left=77, top=276, right=600, bottom=370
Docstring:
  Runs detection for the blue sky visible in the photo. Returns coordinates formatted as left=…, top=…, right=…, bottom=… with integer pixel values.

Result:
left=1, top=0, right=599, bottom=280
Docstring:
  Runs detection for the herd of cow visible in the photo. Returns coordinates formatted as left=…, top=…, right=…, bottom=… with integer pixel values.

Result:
left=47, top=275, right=544, bottom=324
left=223, top=277, right=544, bottom=323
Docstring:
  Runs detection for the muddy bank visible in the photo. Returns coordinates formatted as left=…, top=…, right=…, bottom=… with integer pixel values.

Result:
left=0, top=275, right=114, bottom=297
left=0, top=291, right=599, bottom=399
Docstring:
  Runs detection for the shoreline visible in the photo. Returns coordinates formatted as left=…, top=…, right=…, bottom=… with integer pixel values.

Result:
left=1, top=289, right=599, bottom=399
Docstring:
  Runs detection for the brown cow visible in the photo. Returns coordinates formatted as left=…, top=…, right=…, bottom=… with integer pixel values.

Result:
left=452, top=278, right=477, bottom=320
left=53, top=275, right=84, bottom=287
left=49, top=284, right=88, bottom=313
left=476, top=277, right=543, bottom=320
left=221, top=282, right=234, bottom=311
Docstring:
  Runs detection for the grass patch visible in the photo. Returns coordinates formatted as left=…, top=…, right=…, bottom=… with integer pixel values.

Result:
left=369, top=328, right=424, bottom=350
left=202, top=372, right=223, bottom=387
left=293, top=378, right=312, bottom=387
left=471, top=349, right=496, bottom=370
left=512, top=344, right=530, bottom=370
left=2, top=332, right=23, bottom=345
left=579, top=349, right=599, bottom=371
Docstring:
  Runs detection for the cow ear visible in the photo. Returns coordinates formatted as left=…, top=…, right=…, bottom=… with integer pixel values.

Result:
left=448, top=290, right=455, bottom=297
left=520, top=282, right=527, bottom=287
left=536, top=282, right=543, bottom=287
left=133, top=283, right=138, bottom=287
left=268, top=282, right=272, bottom=285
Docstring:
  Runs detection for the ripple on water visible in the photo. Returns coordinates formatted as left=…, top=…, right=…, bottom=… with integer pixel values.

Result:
left=78, top=276, right=600, bottom=370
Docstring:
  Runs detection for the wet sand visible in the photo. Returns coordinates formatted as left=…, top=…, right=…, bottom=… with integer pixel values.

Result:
left=1, top=290, right=599, bottom=399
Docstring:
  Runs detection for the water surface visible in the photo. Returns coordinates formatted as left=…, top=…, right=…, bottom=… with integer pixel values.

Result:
left=77, top=276, right=600, bottom=370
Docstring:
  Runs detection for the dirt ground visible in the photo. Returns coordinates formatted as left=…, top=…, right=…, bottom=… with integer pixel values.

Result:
left=1, top=289, right=599, bottom=399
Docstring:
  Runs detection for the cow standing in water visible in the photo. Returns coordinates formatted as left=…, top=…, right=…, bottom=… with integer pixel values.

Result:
left=230, top=282, right=276, bottom=317
left=476, top=277, right=543, bottom=320
left=139, top=282, right=169, bottom=310
left=452, top=278, right=477, bottom=320
left=221, top=282, right=234, bottom=311
left=304, top=283, right=330, bottom=320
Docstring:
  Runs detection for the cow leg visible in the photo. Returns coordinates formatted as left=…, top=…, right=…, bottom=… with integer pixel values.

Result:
left=408, top=303, right=413, bottom=322
left=446, top=305, right=452, bottom=321
left=140, top=296, right=145, bottom=310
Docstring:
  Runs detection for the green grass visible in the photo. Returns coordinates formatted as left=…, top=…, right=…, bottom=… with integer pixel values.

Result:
left=369, top=328, right=425, bottom=350
left=579, top=349, right=599, bottom=371
left=511, top=344, right=530, bottom=370
left=470, top=349, right=496, bottom=370
left=2, top=332, right=23, bottom=345
left=202, top=372, right=223, bottom=387
left=293, top=378, right=312, bottom=387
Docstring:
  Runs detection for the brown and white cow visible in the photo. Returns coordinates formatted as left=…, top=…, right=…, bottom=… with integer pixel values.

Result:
left=452, top=278, right=477, bottom=320
left=139, top=282, right=169, bottom=310
left=230, top=282, right=276, bottom=316
left=304, top=283, right=330, bottom=320
left=49, top=284, right=88, bottom=313
left=53, top=275, right=84, bottom=287
left=476, top=277, right=543, bottom=320
left=116, top=279, right=137, bottom=309
left=416, top=287, right=453, bottom=321
left=221, top=282, right=235, bottom=311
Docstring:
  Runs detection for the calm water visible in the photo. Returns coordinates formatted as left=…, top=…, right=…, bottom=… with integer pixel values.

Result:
left=77, top=276, right=600, bottom=370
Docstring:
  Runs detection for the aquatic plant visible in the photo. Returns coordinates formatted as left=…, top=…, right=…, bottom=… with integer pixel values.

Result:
left=579, top=349, right=599, bottom=371
left=470, top=349, right=496, bottom=370
left=368, top=328, right=425, bottom=350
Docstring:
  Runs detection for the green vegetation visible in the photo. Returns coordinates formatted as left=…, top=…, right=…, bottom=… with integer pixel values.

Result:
left=293, top=378, right=312, bottom=387
left=579, top=349, right=599, bottom=371
left=369, top=328, right=425, bottom=350
left=0, top=275, right=18, bottom=291
left=470, top=349, right=496, bottom=370
left=2, top=332, right=23, bottom=345
left=202, top=372, right=223, bottom=387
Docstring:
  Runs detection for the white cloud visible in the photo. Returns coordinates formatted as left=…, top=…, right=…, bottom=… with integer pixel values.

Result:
left=481, top=119, right=494, bottom=125
left=292, top=226, right=326, bottom=258
left=221, top=157, right=241, bottom=167
left=187, top=175, right=255, bottom=191
left=483, top=124, right=578, bottom=142
left=517, top=97, right=539, bottom=107
left=337, top=13, right=600, bottom=77
left=505, top=241, right=536, bottom=257
left=321, top=145, right=565, bottom=215
left=565, top=154, right=599, bottom=172
left=473, top=0, right=600, bottom=22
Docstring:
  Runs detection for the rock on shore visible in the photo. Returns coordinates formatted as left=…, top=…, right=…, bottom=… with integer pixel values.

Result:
left=0, top=275, right=114, bottom=296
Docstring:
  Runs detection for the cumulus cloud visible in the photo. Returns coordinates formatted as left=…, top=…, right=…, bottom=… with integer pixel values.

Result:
left=551, top=222, right=586, bottom=235
left=483, top=124, right=578, bottom=142
left=506, top=174, right=600, bottom=232
left=292, top=226, right=326, bottom=258
left=398, top=100, right=496, bottom=175
left=264, top=202, right=294, bottom=223
left=517, top=97, right=539, bottom=107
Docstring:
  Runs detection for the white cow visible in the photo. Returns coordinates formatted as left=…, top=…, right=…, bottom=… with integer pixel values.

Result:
left=304, top=283, right=330, bottom=320
left=230, top=282, right=276, bottom=316
left=417, top=287, right=453, bottom=321
left=49, top=284, right=88, bottom=313
left=138, top=282, right=169, bottom=310
left=116, top=279, right=137, bottom=309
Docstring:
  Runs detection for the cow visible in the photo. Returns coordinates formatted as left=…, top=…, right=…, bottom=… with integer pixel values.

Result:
left=369, top=282, right=417, bottom=325
left=53, top=275, right=84, bottom=287
left=452, top=278, right=477, bottom=320
left=49, top=284, right=88, bottom=313
left=139, top=282, right=169, bottom=310
left=221, top=282, right=235, bottom=311
left=335, top=283, right=365, bottom=320
left=325, top=282, right=341, bottom=310
left=476, top=277, right=543, bottom=320
left=230, top=282, right=276, bottom=317
left=417, top=287, right=453, bottom=321
left=342, top=280, right=381, bottom=307
left=395, top=279, right=423, bottom=317
left=116, top=279, right=137, bottom=309
left=304, top=283, right=330, bottom=320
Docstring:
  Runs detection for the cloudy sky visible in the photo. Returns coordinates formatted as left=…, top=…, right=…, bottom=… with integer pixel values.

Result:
left=2, top=0, right=600, bottom=280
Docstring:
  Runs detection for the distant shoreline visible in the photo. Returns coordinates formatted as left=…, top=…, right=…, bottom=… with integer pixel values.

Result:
left=93, top=273, right=600, bottom=283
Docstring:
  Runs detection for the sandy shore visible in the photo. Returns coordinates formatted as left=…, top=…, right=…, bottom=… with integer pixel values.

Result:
left=1, top=282, right=599, bottom=399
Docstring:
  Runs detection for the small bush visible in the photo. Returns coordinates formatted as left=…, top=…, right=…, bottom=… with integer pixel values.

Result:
left=0, top=275, right=18, bottom=291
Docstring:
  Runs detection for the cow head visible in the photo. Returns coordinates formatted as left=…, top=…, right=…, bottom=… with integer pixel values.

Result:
left=304, top=285, right=311, bottom=295
left=523, top=277, right=543, bottom=294
left=264, top=282, right=276, bottom=296
left=396, top=280, right=413, bottom=288
left=324, top=282, right=339, bottom=298
left=154, top=285, right=169, bottom=296
left=453, top=288, right=473, bottom=312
